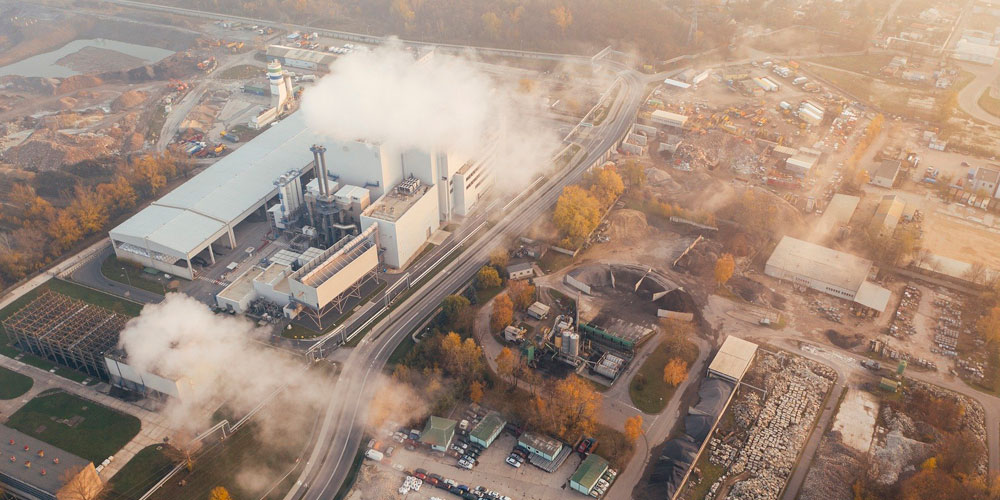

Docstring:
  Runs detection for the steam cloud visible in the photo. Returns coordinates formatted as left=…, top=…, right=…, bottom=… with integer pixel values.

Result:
left=302, top=41, right=559, bottom=188
left=117, top=294, right=323, bottom=434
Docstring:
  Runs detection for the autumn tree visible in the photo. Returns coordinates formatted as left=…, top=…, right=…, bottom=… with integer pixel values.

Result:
left=476, top=265, right=502, bottom=289
left=663, top=358, right=689, bottom=387
left=714, top=253, right=735, bottom=286
left=495, top=347, right=517, bottom=388
left=980, top=307, right=1000, bottom=344
left=68, top=185, right=108, bottom=235
left=441, top=295, right=471, bottom=327
left=491, top=293, right=514, bottom=332
left=209, top=486, right=233, bottom=500
left=508, top=279, right=536, bottom=311
left=553, top=185, right=601, bottom=246
left=550, top=4, right=573, bottom=34
left=469, top=379, right=484, bottom=403
left=440, top=332, right=483, bottom=380
left=589, top=165, right=625, bottom=207
left=622, top=160, right=646, bottom=187
left=481, top=11, right=502, bottom=39
left=533, top=376, right=600, bottom=439
left=624, top=415, right=644, bottom=444
left=57, top=465, right=104, bottom=500
left=489, top=247, right=509, bottom=270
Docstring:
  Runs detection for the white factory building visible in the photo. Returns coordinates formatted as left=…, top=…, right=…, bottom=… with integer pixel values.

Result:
left=765, top=236, right=891, bottom=314
left=109, top=110, right=495, bottom=280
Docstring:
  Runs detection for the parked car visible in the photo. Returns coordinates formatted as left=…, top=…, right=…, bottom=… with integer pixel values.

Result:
left=505, top=456, right=522, bottom=467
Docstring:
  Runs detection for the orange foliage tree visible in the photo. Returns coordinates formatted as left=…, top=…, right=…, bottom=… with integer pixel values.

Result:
left=491, top=293, right=514, bottom=332
left=663, top=358, right=689, bottom=387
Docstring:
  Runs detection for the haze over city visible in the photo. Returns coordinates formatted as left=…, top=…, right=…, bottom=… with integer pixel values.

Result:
left=0, top=1, right=999, bottom=500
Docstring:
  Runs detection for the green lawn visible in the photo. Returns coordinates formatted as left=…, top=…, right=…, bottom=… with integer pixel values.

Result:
left=538, top=251, right=575, bottom=273
left=107, top=445, right=177, bottom=500
left=149, top=421, right=309, bottom=500
left=100, top=255, right=166, bottom=295
left=0, top=366, right=32, bottom=399
left=628, top=334, right=700, bottom=414
left=5, top=390, right=141, bottom=463
left=475, top=285, right=504, bottom=304
left=978, top=89, right=1000, bottom=119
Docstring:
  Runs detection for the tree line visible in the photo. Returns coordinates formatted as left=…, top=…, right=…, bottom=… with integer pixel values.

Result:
left=0, top=153, right=192, bottom=288
left=553, top=164, right=624, bottom=249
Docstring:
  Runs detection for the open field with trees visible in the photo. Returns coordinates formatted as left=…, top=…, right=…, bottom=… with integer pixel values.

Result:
left=629, top=322, right=700, bottom=413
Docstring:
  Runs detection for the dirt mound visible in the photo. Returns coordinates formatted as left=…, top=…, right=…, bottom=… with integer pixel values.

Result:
left=3, top=129, right=117, bottom=169
left=826, top=329, right=865, bottom=349
left=57, top=97, right=77, bottom=110
left=56, top=74, right=102, bottom=94
left=111, top=90, right=147, bottom=111
left=607, top=209, right=647, bottom=240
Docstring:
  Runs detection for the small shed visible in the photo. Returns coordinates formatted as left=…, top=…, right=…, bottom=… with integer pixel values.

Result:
left=518, top=432, right=564, bottom=461
left=527, top=302, right=551, bottom=320
left=506, top=262, right=534, bottom=280
left=569, top=453, right=610, bottom=495
left=420, top=416, right=456, bottom=452
left=469, top=412, right=507, bottom=448
left=707, top=336, right=758, bottom=383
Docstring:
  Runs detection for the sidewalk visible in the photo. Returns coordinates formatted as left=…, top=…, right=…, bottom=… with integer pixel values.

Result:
left=0, top=353, right=174, bottom=479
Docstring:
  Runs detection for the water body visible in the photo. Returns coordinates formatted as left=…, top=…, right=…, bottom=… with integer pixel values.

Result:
left=0, top=38, right=175, bottom=78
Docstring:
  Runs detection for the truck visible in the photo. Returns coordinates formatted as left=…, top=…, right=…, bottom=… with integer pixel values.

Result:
left=185, top=142, right=205, bottom=156
left=365, top=449, right=384, bottom=461
left=861, top=359, right=881, bottom=371
left=792, top=76, right=808, bottom=86
left=220, top=130, right=240, bottom=143
left=299, top=74, right=316, bottom=83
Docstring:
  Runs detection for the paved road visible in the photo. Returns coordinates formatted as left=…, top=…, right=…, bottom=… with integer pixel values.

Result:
left=68, top=244, right=165, bottom=304
left=283, top=64, right=648, bottom=500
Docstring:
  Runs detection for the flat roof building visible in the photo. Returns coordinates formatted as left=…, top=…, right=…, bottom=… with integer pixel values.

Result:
left=266, top=45, right=337, bottom=71
left=871, top=159, right=901, bottom=188
left=707, top=336, right=758, bottom=383
left=816, top=194, right=860, bottom=239
left=0, top=425, right=102, bottom=500
left=361, top=178, right=440, bottom=269
left=953, top=39, right=1000, bottom=65
left=973, top=167, right=1000, bottom=198
left=518, top=432, right=564, bottom=462
left=765, top=236, right=891, bottom=313
left=651, top=110, right=688, bottom=129
left=870, top=195, right=906, bottom=238
left=506, top=262, right=533, bottom=280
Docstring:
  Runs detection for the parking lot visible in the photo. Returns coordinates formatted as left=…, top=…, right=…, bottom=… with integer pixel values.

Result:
left=381, top=433, right=588, bottom=500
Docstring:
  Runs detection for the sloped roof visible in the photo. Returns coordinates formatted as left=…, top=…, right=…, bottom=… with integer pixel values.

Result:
left=420, top=416, right=456, bottom=447
left=470, top=412, right=506, bottom=443
left=571, top=453, right=609, bottom=490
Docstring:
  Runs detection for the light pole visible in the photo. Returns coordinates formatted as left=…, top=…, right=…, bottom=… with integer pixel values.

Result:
left=120, top=266, right=132, bottom=297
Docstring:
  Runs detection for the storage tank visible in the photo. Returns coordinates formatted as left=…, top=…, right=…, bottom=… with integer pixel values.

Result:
left=562, top=331, right=580, bottom=357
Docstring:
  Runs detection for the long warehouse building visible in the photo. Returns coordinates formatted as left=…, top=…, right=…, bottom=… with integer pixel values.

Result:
left=110, top=110, right=495, bottom=279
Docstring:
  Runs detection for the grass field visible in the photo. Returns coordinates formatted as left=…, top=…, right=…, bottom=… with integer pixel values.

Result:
left=149, top=422, right=308, bottom=500
left=5, top=390, right=141, bottom=463
left=0, top=366, right=32, bottom=399
left=107, top=445, right=177, bottom=500
left=806, top=64, right=873, bottom=100
left=629, top=334, right=700, bottom=414
left=100, top=255, right=166, bottom=295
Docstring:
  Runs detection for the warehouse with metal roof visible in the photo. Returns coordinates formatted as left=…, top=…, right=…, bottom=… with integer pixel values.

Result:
left=765, top=236, right=891, bottom=313
left=109, top=112, right=327, bottom=279
left=707, top=336, right=758, bottom=383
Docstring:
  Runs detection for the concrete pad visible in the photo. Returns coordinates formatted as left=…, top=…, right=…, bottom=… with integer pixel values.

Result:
left=428, top=229, right=450, bottom=246
left=831, top=388, right=878, bottom=452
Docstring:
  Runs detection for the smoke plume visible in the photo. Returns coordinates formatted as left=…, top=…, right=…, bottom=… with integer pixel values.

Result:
left=117, top=294, right=324, bottom=433
left=302, top=41, right=560, bottom=189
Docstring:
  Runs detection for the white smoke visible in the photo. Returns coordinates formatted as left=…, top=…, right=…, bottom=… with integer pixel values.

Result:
left=117, top=294, right=323, bottom=433
left=302, top=41, right=560, bottom=189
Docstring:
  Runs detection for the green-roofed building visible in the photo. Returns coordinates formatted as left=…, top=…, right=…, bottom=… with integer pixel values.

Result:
left=570, top=453, right=609, bottom=495
left=469, top=411, right=506, bottom=448
left=420, top=416, right=456, bottom=452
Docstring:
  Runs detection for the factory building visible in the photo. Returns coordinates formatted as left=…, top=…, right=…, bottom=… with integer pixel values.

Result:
left=105, top=353, right=192, bottom=401
left=650, top=110, right=688, bottom=129
left=869, top=195, right=906, bottom=238
left=266, top=45, right=337, bottom=71
left=110, top=109, right=495, bottom=280
left=361, top=178, right=440, bottom=269
left=0, top=426, right=103, bottom=500
left=765, top=236, right=891, bottom=314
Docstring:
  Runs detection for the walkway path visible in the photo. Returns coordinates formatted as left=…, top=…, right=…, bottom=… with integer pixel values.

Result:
left=0, top=352, right=174, bottom=480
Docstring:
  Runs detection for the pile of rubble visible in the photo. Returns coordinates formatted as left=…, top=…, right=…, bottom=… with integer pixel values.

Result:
left=811, top=299, right=842, bottom=323
left=931, top=295, right=963, bottom=355
left=888, top=285, right=919, bottom=338
left=706, top=353, right=834, bottom=500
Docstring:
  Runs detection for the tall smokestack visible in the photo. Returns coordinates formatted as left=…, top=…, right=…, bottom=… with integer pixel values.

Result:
left=309, top=145, right=324, bottom=195
left=317, top=145, right=330, bottom=196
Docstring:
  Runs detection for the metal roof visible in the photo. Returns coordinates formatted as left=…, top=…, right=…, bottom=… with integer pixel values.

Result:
left=420, top=416, right=456, bottom=448
left=818, top=194, right=860, bottom=230
left=110, top=111, right=324, bottom=257
left=873, top=159, right=901, bottom=180
left=766, top=236, right=872, bottom=293
left=571, top=453, right=609, bottom=490
left=469, top=412, right=506, bottom=443
left=0, top=424, right=92, bottom=496
left=854, top=281, right=891, bottom=312
left=708, top=336, right=757, bottom=382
